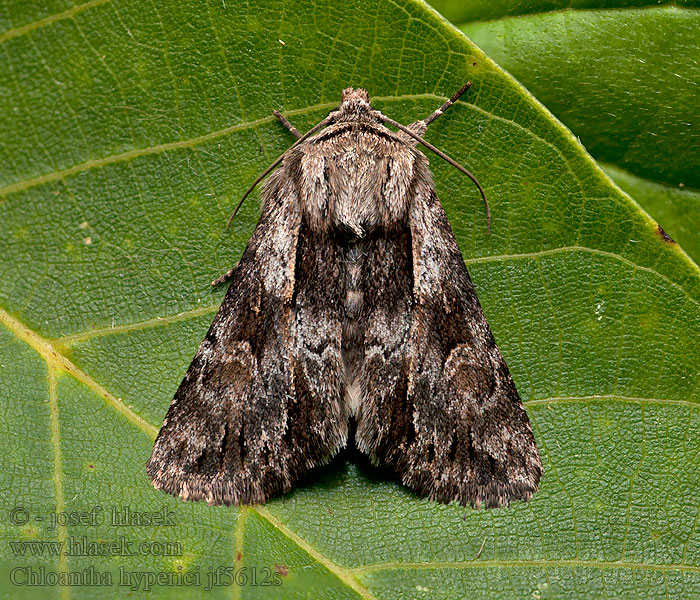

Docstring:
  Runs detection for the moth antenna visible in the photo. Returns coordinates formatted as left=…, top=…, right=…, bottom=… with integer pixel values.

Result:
left=423, top=82, right=472, bottom=127
left=226, top=116, right=334, bottom=228
left=380, top=115, right=490, bottom=233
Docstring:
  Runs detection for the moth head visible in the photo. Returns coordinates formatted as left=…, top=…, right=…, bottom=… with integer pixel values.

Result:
left=334, top=87, right=378, bottom=122
left=341, top=87, right=370, bottom=104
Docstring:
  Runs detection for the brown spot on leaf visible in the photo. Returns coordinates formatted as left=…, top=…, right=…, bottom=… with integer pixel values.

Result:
left=275, top=564, right=289, bottom=577
left=235, top=551, right=242, bottom=562
left=656, top=225, right=676, bottom=244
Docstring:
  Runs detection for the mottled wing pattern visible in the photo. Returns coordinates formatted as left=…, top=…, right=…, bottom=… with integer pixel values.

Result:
left=356, top=167, right=542, bottom=508
left=146, top=169, right=347, bottom=505
left=354, top=229, right=414, bottom=462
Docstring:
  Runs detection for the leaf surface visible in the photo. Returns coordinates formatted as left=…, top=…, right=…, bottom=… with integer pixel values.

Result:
left=1, top=1, right=699, bottom=598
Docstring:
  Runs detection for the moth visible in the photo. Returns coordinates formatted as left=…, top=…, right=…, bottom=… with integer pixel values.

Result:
left=146, top=84, right=542, bottom=508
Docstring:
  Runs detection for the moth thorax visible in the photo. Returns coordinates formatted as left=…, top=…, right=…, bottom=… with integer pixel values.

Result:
left=299, top=136, right=414, bottom=237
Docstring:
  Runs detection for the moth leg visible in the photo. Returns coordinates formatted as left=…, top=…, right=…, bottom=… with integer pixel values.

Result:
left=273, top=110, right=302, bottom=139
left=211, top=263, right=238, bottom=287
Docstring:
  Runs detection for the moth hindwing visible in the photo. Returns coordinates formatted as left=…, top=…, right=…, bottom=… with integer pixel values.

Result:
left=146, top=85, right=542, bottom=508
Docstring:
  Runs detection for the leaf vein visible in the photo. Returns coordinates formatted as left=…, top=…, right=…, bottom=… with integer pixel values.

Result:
left=352, top=558, right=700, bottom=575
left=48, top=367, right=70, bottom=600
left=464, top=246, right=700, bottom=310
left=253, top=507, right=377, bottom=600
left=0, top=308, right=158, bottom=438
left=0, top=0, right=111, bottom=44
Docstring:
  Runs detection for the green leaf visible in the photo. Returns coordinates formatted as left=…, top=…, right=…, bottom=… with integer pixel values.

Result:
left=1, top=1, right=699, bottom=599
left=430, top=0, right=699, bottom=25
left=458, top=3, right=700, bottom=262
left=602, top=163, right=700, bottom=266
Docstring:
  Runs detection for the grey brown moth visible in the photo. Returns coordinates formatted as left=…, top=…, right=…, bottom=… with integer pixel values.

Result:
left=146, top=84, right=542, bottom=508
